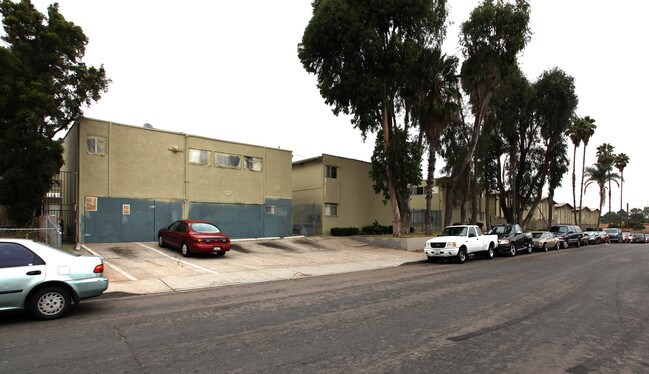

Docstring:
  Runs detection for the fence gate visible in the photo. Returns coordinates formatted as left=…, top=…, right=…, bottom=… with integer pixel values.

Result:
left=42, top=171, right=77, bottom=243
left=292, top=204, right=322, bottom=236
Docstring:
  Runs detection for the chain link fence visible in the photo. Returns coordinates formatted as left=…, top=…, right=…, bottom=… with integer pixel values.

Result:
left=0, top=215, right=62, bottom=248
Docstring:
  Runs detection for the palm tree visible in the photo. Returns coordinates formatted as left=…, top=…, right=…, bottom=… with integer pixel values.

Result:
left=416, top=51, right=460, bottom=235
left=566, top=119, right=583, bottom=224
left=577, top=116, right=596, bottom=225
left=584, top=163, right=619, bottom=228
left=596, top=143, right=616, bottom=213
left=614, top=153, right=630, bottom=212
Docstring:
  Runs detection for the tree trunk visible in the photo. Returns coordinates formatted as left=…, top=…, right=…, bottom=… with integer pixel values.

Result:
left=485, top=180, right=491, bottom=231
left=620, top=171, right=624, bottom=212
left=381, top=99, right=401, bottom=236
left=548, top=192, right=554, bottom=228
left=443, top=93, right=491, bottom=227
left=424, top=146, right=435, bottom=235
left=578, top=145, right=587, bottom=225
left=571, top=145, right=578, bottom=224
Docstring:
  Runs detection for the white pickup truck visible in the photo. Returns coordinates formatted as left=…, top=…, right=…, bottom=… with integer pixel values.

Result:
left=424, top=225, right=498, bottom=263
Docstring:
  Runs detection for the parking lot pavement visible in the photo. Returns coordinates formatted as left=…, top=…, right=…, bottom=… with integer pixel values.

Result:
left=81, top=236, right=424, bottom=295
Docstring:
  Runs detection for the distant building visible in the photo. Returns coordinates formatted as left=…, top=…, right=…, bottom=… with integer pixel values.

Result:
left=60, top=117, right=292, bottom=243
left=292, top=154, right=392, bottom=235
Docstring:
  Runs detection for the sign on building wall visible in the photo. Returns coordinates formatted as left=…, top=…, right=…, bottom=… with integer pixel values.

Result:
left=122, top=204, right=131, bottom=215
left=85, top=197, right=97, bottom=212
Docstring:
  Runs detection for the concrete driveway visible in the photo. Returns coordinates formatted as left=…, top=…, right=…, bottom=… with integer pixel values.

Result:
left=81, top=236, right=424, bottom=295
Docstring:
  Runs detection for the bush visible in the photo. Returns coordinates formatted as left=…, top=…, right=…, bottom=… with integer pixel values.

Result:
left=361, top=220, right=392, bottom=235
left=330, top=227, right=360, bottom=236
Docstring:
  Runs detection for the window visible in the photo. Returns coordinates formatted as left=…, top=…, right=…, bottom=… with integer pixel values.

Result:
left=244, top=156, right=263, bottom=172
left=86, top=136, right=106, bottom=156
left=0, top=243, right=44, bottom=268
left=215, top=153, right=242, bottom=169
left=189, top=149, right=211, bottom=165
left=265, top=205, right=278, bottom=215
left=412, top=186, right=425, bottom=195
left=325, top=203, right=338, bottom=217
left=325, top=165, right=337, bottom=179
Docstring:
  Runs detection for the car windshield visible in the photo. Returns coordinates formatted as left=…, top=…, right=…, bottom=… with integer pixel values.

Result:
left=190, top=223, right=221, bottom=233
left=531, top=232, right=544, bottom=238
left=550, top=226, right=568, bottom=233
left=440, top=227, right=468, bottom=237
left=604, top=229, right=616, bottom=234
left=489, top=226, right=510, bottom=234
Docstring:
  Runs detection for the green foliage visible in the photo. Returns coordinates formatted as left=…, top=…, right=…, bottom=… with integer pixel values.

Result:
left=361, top=221, right=393, bottom=235
left=369, top=128, right=422, bottom=203
left=330, top=227, right=360, bottom=236
left=0, top=0, right=109, bottom=225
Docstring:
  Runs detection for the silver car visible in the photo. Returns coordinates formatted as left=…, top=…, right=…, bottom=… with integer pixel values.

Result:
left=0, top=239, right=109, bottom=320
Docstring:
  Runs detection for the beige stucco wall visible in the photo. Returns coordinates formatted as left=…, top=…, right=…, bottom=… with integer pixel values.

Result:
left=74, top=117, right=291, bottom=207
left=292, top=155, right=392, bottom=234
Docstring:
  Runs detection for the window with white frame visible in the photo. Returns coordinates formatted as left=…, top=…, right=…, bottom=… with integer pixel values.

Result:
left=86, top=136, right=106, bottom=156
left=244, top=156, right=263, bottom=172
left=188, top=148, right=211, bottom=165
left=325, top=165, right=337, bottom=179
left=215, top=153, right=242, bottom=169
left=265, top=205, right=277, bottom=215
left=325, top=203, right=338, bottom=217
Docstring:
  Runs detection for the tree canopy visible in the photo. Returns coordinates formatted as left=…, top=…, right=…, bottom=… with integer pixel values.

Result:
left=299, top=0, right=449, bottom=235
left=0, top=0, right=109, bottom=225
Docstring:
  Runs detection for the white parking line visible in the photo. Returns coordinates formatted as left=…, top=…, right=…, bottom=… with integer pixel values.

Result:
left=135, top=242, right=220, bottom=275
left=82, top=244, right=138, bottom=281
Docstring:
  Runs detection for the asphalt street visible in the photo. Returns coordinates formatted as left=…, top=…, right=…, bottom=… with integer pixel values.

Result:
left=2, top=242, right=649, bottom=373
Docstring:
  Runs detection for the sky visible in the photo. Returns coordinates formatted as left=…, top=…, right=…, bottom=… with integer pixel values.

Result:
left=23, top=0, right=649, bottom=212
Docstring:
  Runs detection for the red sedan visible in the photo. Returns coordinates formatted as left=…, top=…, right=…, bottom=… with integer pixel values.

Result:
left=158, top=219, right=231, bottom=257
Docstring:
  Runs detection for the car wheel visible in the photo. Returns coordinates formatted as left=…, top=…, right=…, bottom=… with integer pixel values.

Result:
left=576, top=239, right=581, bottom=248
left=510, top=244, right=516, bottom=257
left=542, top=243, right=548, bottom=252
left=485, top=244, right=494, bottom=259
left=29, top=286, right=71, bottom=320
left=456, top=248, right=467, bottom=264
left=158, top=235, right=165, bottom=248
left=556, top=241, right=560, bottom=250
left=526, top=242, right=533, bottom=254
left=181, top=243, right=191, bottom=257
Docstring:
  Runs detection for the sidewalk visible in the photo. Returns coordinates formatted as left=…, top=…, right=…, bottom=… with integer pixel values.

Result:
left=83, top=236, right=425, bottom=295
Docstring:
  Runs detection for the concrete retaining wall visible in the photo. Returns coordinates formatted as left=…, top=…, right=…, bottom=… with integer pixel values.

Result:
left=351, top=236, right=430, bottom=252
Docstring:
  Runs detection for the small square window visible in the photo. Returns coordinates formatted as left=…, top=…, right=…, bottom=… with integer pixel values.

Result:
left=325, top=203, right=338, bottom=217
left=325, top=165, right=337, bottom=179
left=245, top=156, right=263, bottom=172
left=86, top=136, right=106, bottom=156
left=189, top=149, right=211, bottom=165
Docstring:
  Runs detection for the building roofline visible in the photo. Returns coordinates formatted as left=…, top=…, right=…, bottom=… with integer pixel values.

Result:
left=70, top=116, right=293, bottom=154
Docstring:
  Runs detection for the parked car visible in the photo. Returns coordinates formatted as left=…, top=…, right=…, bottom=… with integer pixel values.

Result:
left=584, top=231, right=602, bottom=245
left=549, top=225, right=585, bottom=248
left=604, top=228, right=622, bottom=243
left=645, top=234, right=649, bottom=243
left=488, top=223, right=533, bottom=256
left=599, top=231, right=609, bottom=243
left=158, top=219, right=231, bottom=257
left=424, top=225, right=498, bottom=263
left=621, top=232, right=633, bottom=243
left=632, top=233, right=647, bottom=243
left=530, top=231, right=560, bottom=252
left=0, top=239, right=109, bottom=320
